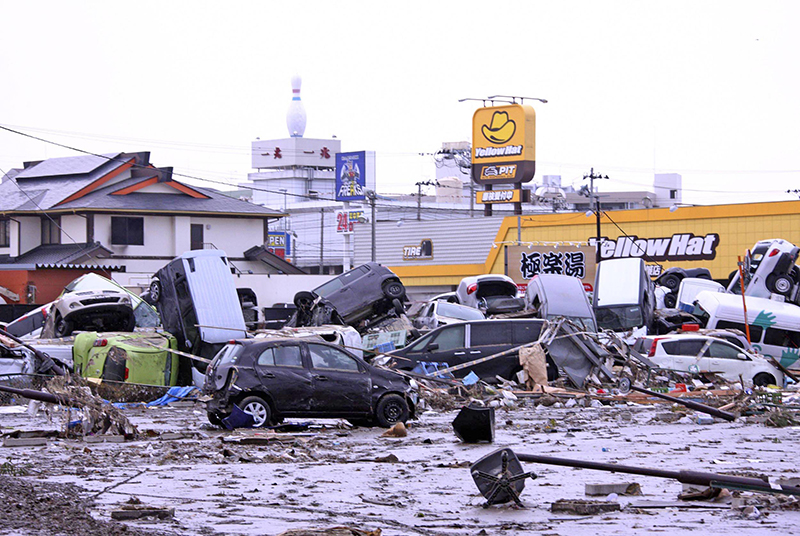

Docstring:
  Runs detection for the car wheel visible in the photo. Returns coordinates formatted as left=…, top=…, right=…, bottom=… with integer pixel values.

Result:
left=392, top=298, right=405, bottom=316
left=660, top=274, right=681, bottom=290
left=207, top=412, right=226, bottom=427
left=294, top=291, right=316, bottom=309
left=382, top=279, right=405, bottom=300
left=663, top=293, right=677, bottom=309
left=149, top=280, right=162, bottom=303
left=54, top=313, right=73, bottom=338
left=238, top=396, right=272, bottom=427
left=753, top=373, right=775, bottom=387
left=375, top=394, right=409, bottom=428
left=767, top=273, right=793, bottom=295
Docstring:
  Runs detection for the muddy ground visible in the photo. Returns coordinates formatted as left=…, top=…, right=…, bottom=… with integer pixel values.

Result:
left=1, top=396, right=799, bottom=536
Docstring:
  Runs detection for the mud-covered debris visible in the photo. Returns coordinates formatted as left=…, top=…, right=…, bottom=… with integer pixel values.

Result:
left=551, top=498, right=621, bottom=515
left=277, top=527, right=382, bottom=536
left=44, top=375, right=137, bottom=438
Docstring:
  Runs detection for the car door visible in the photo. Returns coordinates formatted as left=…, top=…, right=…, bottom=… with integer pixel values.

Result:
left=307, top=343, right=371, bottom=415
left=419, top=324, right=467, bottom=372
left=465, top=321, right=514, bottom=378
left=252, top=343, right=314, bottom=414
left=658, top=339, right=706, bottom=373
left=703, top=340, right=751, bottom=381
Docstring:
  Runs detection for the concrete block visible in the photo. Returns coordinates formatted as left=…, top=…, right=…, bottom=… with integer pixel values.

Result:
left=3, top=437, right=48, bottom=447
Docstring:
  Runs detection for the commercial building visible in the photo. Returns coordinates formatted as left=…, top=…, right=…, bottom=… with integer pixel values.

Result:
left=354, top=200, right=800, bottom=300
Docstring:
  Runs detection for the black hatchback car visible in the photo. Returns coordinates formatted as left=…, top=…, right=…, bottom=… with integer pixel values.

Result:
left=382, top=319, right=546, bottom=381
left=292, top=262, right=406, bottom=328
left=203, top=338, right=416, bottom=428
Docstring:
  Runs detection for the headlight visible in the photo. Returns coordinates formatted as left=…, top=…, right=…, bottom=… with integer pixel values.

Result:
left=69, top=302, right=78, bottom=309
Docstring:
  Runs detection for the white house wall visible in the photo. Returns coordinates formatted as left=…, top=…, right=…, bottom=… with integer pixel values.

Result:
left=189, top=217, right=263, bottom=255
left=19, top=216, right=41, bottom=255
left=61, top=215, right=87, bottom=243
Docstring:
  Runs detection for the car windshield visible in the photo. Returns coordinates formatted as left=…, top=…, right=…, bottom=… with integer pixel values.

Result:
left=436, top=302, right=484, bottom=321
left=595, top=305, right=644, bottom=331
left=548, top=315, right=596, bottom=332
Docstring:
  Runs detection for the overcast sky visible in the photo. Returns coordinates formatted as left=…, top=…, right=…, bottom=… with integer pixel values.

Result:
left=1, top=1, right=799, bottom=206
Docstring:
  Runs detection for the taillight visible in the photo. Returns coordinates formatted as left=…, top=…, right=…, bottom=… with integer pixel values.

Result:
left=769, top=248, right=780, bottom=257
left=124, top=367, right=129, bottom=380
left=467, top=283, right=478, bottom=295
left=681, top=323, right=700, bottom=332
left=92, top=339, right=108, bottom=347
left=648, top=338, right=664, bottom=357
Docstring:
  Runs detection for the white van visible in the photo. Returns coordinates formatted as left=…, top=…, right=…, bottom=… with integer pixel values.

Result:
left=677, top=277, right=725, bottom=314
left=525, top=274, right=597, bottom=332
left=593, top=258, right=655, bottom=332
left=694, top=291, right=800, bottom=370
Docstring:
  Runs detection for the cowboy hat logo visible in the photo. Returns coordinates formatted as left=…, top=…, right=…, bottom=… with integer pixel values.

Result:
left=481, top=111, right=516, bottom=144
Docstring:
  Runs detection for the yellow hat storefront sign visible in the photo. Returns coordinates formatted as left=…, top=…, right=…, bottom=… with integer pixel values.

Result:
left=471, top=104, right=536, bottom=185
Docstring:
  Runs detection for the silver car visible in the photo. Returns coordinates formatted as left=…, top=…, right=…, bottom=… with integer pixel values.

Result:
left=413, top=300, right=485, bottom=330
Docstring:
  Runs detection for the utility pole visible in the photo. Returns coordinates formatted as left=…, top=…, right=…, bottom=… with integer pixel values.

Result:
left=582, top=168, right=609, bottom=264
left=367, top=190, right=377, bottom=262
left=415, top=180, right=438, bottom=221
left=319, top=208, right=324, bottom=274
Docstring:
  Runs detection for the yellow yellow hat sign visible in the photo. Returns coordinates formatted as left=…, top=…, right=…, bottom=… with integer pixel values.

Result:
left=471, top=104, right=536, bottom=185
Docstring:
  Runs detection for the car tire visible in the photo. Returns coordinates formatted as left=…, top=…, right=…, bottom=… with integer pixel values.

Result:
left=767, top=273, right=793, bottom=296
left=392, top=298, right=405, bottom=316
left=753, top=373, right=775, bottom=387
left=207, top=412, right=226, bottom=427
left=294, top=291, right=316, bottom=309
left=149, top=280, right=162, bottom=304
left=663, top=293, right=677, bottom=309
left=238, top=396, right=272, bottom=427
left=660, top=274, right=681, bottom=290
left=54, top=313, right=73, bottom=338
left=382, top=279, right=405, bottom=300
left=375, top=394, right=409, bottom=428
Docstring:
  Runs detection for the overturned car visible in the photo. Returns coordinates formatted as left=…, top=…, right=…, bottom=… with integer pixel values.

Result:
left=290, top=262, right=407, bottom=329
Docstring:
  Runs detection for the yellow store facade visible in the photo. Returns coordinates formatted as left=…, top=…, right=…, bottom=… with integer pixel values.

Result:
left=383, top=200, right=800, bottom=293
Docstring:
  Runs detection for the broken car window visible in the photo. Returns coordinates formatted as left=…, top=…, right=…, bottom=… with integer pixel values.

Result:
left=257, top=345, right=302, bottom=367
left=308, top=343, right=360, bottom=371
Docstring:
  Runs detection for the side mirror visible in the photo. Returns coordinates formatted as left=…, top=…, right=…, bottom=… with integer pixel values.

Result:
left=737, top=353, right=748, bottom=360
left=428, top=343, right=439, bottom=351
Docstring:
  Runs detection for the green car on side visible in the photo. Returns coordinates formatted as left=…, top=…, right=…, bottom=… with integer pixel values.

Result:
left=73, top=331, right=179, bottom=386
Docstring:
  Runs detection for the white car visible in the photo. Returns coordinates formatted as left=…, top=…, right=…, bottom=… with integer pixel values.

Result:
left=454, top=274, right=525, bottom=314
left=635, top=334, right=783, bottom=387
left=728, top=239, right=800, bottom=299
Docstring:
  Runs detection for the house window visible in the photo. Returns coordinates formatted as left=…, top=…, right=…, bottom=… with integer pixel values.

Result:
left=670, top=189, right=677, bottom=199
left=191, top=224, right=204, bottom=250
left=111, top=217, right=144, bottom=245
left=41, top=217, right=61, bottom=245
left=0, top=219, right=9, bottom=247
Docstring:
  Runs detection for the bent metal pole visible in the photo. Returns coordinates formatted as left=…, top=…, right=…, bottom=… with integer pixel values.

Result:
left=510, top=450, right=800, bottom=496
